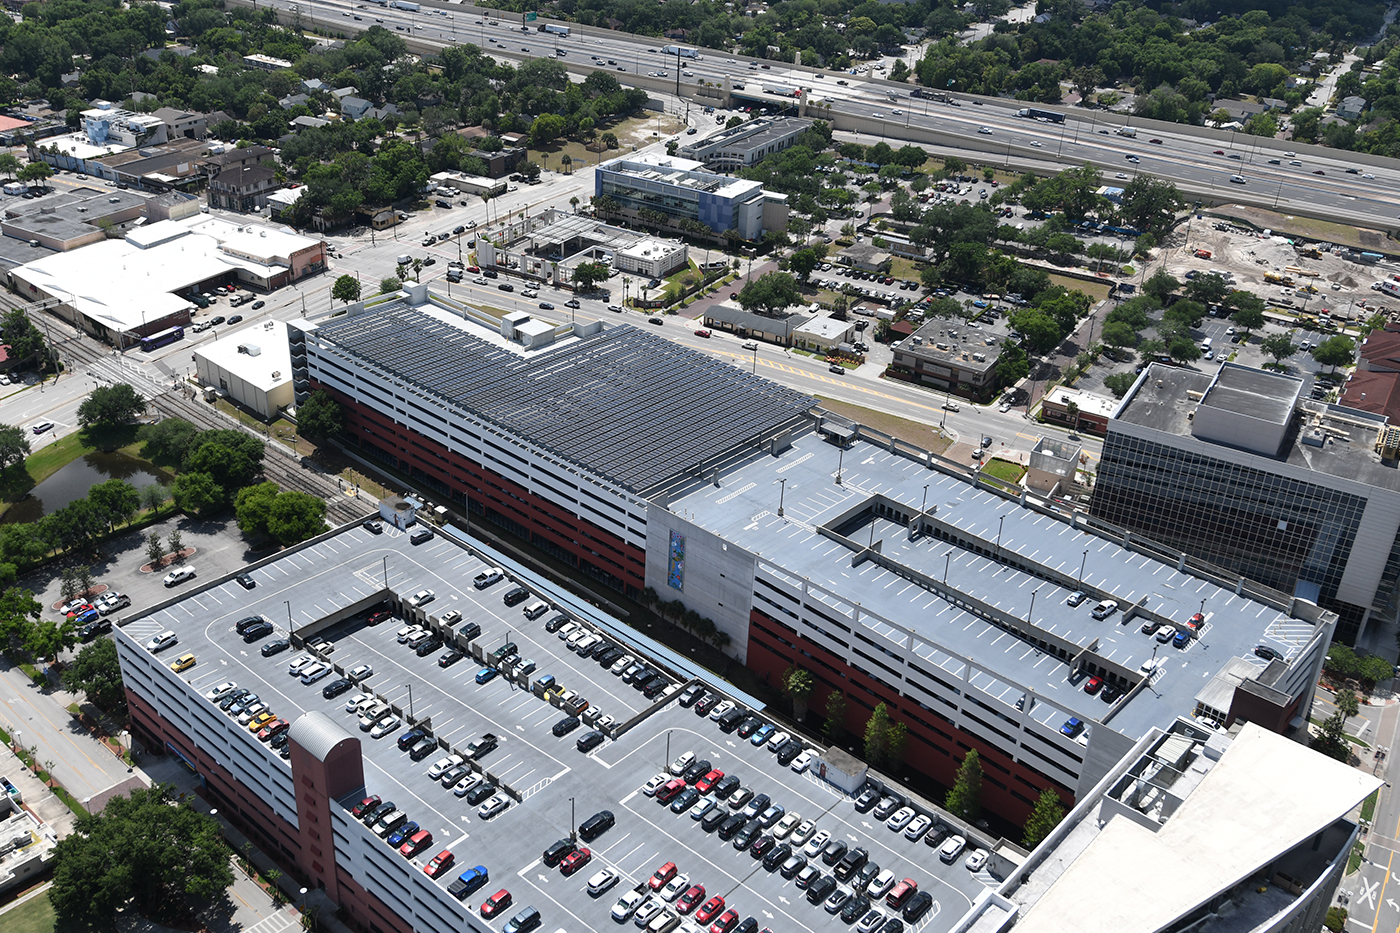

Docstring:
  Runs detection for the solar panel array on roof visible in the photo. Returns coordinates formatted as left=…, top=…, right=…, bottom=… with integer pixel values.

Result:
left=316, top=306, right=816, bottom=493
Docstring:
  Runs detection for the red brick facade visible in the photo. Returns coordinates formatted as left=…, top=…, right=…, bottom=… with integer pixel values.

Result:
left=126, top=689, right=413, bottom=933
left=321, top=383, right=646, bottom=596
left=746, top=610, right=1071, bottom=827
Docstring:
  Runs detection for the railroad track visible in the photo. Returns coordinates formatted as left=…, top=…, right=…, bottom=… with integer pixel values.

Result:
left=148, top=394, right=367, bottom=525
left=17, top=301, right=366, bottom=525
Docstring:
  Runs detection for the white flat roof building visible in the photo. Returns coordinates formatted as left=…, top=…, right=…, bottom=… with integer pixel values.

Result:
left=965, top=720, right=1380, bottom=933
left=793, top=315, right=855, bottom=351
left=613, top=237, right=688, bottom=278
left=194, top=319, right=294, bottom=419
left=9, top=217, right=325, bottom=346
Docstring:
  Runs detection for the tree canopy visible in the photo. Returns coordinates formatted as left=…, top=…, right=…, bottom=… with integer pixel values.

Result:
left=736, top=272, right=802, bottom=317
left=77, top=383, right=147, bottom=428
left=50, top=783, right=233, bottom=927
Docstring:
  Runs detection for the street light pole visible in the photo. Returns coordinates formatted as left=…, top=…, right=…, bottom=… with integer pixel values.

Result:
left=778, top=478, right=786, bottom=517
left=944, top=551, right=952, bottom=584
left=1078, top=548, right=1088, bottom=587
left=835, top=444, right=844, bottom=485
left=402, top=684, right=414, bottom=720
left=996, top=515, right=1005, bottom=558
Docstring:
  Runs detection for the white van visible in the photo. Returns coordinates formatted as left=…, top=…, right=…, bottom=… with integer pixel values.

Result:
left=523, top=600, right=549, bottom=620
left=396, top=254, right=411, bottom=266
left=1201, top=337, right=1212, bottom=350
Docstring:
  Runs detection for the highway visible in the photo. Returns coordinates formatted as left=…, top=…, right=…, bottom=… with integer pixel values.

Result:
left=245, top=0, right=1400, bottom=228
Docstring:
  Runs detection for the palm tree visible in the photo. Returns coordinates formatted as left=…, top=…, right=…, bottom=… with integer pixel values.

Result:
left=561, top=154, right=573, bottom=174
left=569, top=196, right=580, bottom=213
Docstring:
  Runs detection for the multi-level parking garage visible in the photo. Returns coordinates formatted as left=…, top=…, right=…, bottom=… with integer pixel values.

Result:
left=117, top=520, right=1001, bottom=933
left=286, top=288, right=1335, bottom=826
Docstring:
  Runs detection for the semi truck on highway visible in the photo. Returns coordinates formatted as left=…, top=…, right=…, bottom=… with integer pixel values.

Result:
left=1116, top=126, right=1137, bottom=138
left=1016, top=107, right=1065, bottom=124
left=541, top=23, right=570, bottom=36
left=661, top=45, right=700, bottom=59
left=762, top=84, right=799, bottom=97
left=910, top=88, right=951, bottom=101
left=389, top=1, right=419, bottom=10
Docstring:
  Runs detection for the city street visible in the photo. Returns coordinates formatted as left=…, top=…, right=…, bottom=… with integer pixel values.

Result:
left=1339, top=697, right=1399, bottom=931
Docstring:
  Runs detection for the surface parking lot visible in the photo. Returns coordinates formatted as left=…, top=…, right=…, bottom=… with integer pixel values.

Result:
left=123, top=522, right=994, bottom=933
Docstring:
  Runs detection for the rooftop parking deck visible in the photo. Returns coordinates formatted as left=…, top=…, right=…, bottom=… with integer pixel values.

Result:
left=120, top=521, right=994, bottom=933
left=665, top=427, right=1316, bottom=744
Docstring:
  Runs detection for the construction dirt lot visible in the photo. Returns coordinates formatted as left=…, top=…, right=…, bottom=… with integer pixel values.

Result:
left=1161, top=207, right=1399, bottom=326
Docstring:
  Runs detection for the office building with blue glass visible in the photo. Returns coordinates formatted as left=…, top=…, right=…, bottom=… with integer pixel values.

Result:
left=1091, top=362, right=1400, bottom=645
left=594, top=153, right=783, bottom=241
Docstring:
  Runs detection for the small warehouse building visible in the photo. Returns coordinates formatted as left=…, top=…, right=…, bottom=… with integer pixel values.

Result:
left=792, top=316, right=856, bottom=352
left=193, top=319, right=294, bottom=420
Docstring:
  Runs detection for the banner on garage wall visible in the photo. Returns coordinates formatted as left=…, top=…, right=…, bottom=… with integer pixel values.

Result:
left=667, top=530, right=685, bottom=591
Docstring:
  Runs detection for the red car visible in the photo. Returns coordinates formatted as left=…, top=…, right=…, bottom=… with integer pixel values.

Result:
left=695, top=769, right=725, bottom=794
left=560, top=848, right=592, bottom=876
left=424, top=850, right=455, bottom=878
left=695, top=329, right=712, bottom=338
left=1083, top=676, right=1103, bottom=695
left=367, top=610, right=393, bottom=626
left=677, top=885, right=706, bottom=914
left=656, top=778, right=686, bottom=803
left=257, top=719, right=289, bottom=741
left=649, top=861, right=677, bottom=890
left=480, top=889, right=512, bottom=918
left=887, top=879, right=918, bottom=909
left=1313, top=169, right=1326, bottom=175
left=695, top=895, right=726, bottom=924
left=352, top=795, right=380, bottom=819
left=467, top=265, right=480, bottom=273
left=1186, top=612, right=1205, bottom=630
left=399, top=829, right=433, bottom=858
left=710, top=909, right=739, bottom=933
left=1212, top=149, right=1224, bottom=155
left=1149, top=138, right=1163, bottom=144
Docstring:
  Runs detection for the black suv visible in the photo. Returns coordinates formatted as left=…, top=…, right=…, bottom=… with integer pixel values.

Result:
left=542, top=838, right=576, bottom=867
left=502, top=586, right=530, bottom=607
left=579, top=810, right=615, bottom=841
left=552, top=716, right=580, bottom=736
left=416, top=637, right=445, bottom=657
left=242, top=621, right=274, bottom=642
left=807, top=875, right=837, bottom=904
left=717, top=814, right=746, bottom=840
left=712, top=774, right=741, bottom=799
left=701, top=807, right=729, bottom=832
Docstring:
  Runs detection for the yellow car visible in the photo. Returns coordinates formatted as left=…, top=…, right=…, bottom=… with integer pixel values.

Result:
left=170, top=653, right=196, bottom=673
left=248, top=711, right=276, bottom=732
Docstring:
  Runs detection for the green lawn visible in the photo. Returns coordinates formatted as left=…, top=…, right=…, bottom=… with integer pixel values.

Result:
left=1048, top=274, right=1111, bottom=303
left=981, top=459, right=1027, bottom=484
left=0, top=894, right=58, bottom=933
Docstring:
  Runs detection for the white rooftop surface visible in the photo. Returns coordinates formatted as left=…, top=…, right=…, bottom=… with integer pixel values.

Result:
left=15, top=233, right=228, bottom=331
left=1046, top=386, right=1118, bottom=418
left=177, top=215, right=320, bottom=262
left=43, top=133, right=128, bottom=160
left=196, top=319, right=293, bottom=391
left=796, top=317, right=853, bottom=340
left=1017, top=725, right=1379, bottom=933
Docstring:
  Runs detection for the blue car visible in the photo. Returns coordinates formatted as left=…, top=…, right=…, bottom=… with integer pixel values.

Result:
left=386, top=821, right=419, bottom=848
left=72, top=607, right=99, bottom=625
left=972, top=299, right=988, bottom=308
left=475, top=668, right=498, bottom=685
left=396, top=729, right=426, bottom=751
left=1172, top=629, right=1191, bottom=649
left=751, top=723, right=776, bottom=746
left=1060, top=717, right=1084, bottom=738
